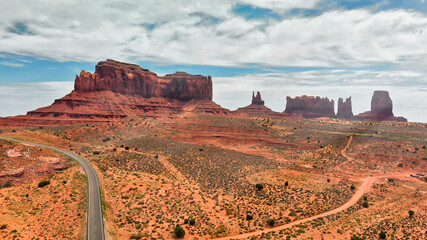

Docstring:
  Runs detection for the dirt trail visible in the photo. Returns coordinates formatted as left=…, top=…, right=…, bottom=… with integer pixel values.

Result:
left=214, top=173, right=417, bottom=240
left=340, top=135, right=354, bottom=165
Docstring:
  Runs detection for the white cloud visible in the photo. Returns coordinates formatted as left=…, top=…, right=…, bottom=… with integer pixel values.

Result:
left=239, top=0, right=321, bottom=13
left=0, top=81, right=74, bottom=117
left=0, top=1, right=426, bottom=68
left=0, top=61, right=25, bottom=67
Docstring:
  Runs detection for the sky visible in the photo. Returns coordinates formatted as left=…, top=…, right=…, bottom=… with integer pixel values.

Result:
left=0, top=0, right=426, bottom=122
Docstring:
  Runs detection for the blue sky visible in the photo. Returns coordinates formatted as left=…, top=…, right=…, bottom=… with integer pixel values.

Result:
left=0, top=0, right=426, bottom=122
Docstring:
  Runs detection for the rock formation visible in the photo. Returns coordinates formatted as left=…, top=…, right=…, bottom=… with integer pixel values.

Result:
left=234, top=91, right=287, bottom=118
left=337, top=97, right=353, bottom=119
left=284, top=95, right=335, bottom=118
left=24, top=59, right=228, bottom=121
left=252, top=91, right=264, bottom=105
left=74, top=59, right=212, bottom=100
left=355, top=90, right=407, bottom=122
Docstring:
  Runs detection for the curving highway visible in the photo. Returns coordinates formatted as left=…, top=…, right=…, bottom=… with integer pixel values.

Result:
left=0, top=136, right=105, bottom=240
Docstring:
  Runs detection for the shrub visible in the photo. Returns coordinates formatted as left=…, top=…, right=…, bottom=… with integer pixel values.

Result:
left=351, top=236, right=365, bottom=240
left=0, top=180, right=12, bottom=188
left=397, top=163, right=403, bottom=168
left=285, top=181, right=289, bottom=187
left=246, top=214, right=253, bottom=221
left=189, top=218, right=195, bottom=226
left=0, top=224, right=7, bottom=230
left=125, top=146, right=130, bottom=150
left=174, top=225, right=185, bottom=238
left=379, top=231, right=386, bottom=239
left=93, top=151, right=100, bottom=155
left=38, top=180, right=50, bottom=188
left=255, top=183, right=264, bottom=190
left=350, top=185, right=356, bottom=190
left=266, top=218, right=275, bottom=227
left=362, top=201, right=369, bottom=208
left=130, top=233, right=142, bottom=239
left=408, top=210, right=415, bottom=217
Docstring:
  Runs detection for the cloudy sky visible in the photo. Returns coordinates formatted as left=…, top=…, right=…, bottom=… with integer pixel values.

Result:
left=0, top=0, right=426, bottom=122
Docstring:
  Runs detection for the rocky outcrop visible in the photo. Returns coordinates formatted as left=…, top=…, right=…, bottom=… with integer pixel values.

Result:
left=252, top=91, right=265, bottom=105
left=355, top=91, right=407, bottom=122
left=24, top=59, right=228, bottom=121
left=284, top=95, right=335, bottom=118
left=337, top=97, right=353, bottom=119
left=234, top=91, right=288, bottom=118
left=75, top=59, right=212, bottom=101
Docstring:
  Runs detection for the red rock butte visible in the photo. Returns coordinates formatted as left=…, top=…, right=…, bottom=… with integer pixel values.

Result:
left=355, top=90, right=407, bottom=122
left=337, top=97, right=353, bottom=119
left=234, top=91, right=288, bottom=118
left=284, top=95, right=335, bottom=118
left=0, top=59, right=229, bottom=127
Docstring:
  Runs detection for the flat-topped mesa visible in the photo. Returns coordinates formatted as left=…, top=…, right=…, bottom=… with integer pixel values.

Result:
left=355, top=90, right=407, bottom=122
left=284, top=95, right=335, bottom=118
left=74, top=59, right=212, bottom=101
left=252, top=91, right=265, bottom=105
left=337, top=97, right=353, bottom=119
left=160, top=72, right=212, bottom=101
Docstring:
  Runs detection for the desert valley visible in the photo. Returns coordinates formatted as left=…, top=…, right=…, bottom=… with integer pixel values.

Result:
left=0, top=60, right=425, bottom=240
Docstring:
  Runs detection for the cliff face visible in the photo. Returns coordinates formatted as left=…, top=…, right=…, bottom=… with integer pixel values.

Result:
left=355, top=91, right=407, bottom=122
left=75, top=59, right=212, bottom=101
left=284, top=95, right=335, bottom=118
left=25, top=59, right=227, bottom=120
left=337, top=97, right=353, bottom=119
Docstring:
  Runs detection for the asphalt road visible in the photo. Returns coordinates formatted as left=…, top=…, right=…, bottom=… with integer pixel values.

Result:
left=0, top=136, right=105, bottom=240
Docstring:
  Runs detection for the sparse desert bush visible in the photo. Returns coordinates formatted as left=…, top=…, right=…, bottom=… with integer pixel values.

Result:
left=38, top=180, right=50, bottom=188
left=189, top=218, right=195, bottom=226
left=93, top=151, right=100, bottom=155
left=379, top=231, right=386, bottom=239
left=362, top=201, right=369, bottom=208
left=130, top=233, right=142, bottom=239
left=351, top=235, right=365, bottom=240
left=246, top=214, right=253, bottom=220
left=255, top=183, right=264, bottom=190
left=0, top=180, right=12, bottom=188
left=0, top=224, right=7, bottom=230
left=408, top=210, right=414, bottom=217
left=174, top=225, right=185, bottom=238
left=266, top=218, right=275, bottom=226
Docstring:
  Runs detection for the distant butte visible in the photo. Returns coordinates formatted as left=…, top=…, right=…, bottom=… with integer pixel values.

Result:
left=337, top=97, right=353, bottom=119
left=284, top=95, right=335, bottom=118
left=355, top=90, right=407, bottom=122
left=234, top=91, right=288, bottom=118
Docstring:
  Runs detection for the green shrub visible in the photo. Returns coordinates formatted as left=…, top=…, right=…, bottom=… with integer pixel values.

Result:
left=255, top=183, right=264, bottom=190
left=246, top=214, right=253, bottom=221
left=130, top=233, right=142, bottom=239
left=0, top=224, right=7, bottom=230
left=266, top=218, right=275, bottom=226
left=351, top=235, right=365, bottom=240
left=125, top=146, right=130, bottom=150
left=362, top=201, right=369, bottom=208
left=408, top=210, right=415, bottom=217
left=93, top=151, right=100, bottom=155
left=189, top=218, right=195, bottom=226
left=0, top=180, right=12, bottom=188
left=379, top=231, right=386, bottom=239
left=38, top=180, right=50, bottom=188
left=174, top=225, right=185, bottom=238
